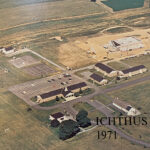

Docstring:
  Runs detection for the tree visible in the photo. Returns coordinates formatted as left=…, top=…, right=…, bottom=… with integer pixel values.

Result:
left=56, top=96, right=59, bottom=101
left=51, top=119, right=60, bottom=128
left=79, top=88, right=83, bottom=94
left=59, top=120, right=80, bottom=140
left=76, top=109, right=91, bottom=128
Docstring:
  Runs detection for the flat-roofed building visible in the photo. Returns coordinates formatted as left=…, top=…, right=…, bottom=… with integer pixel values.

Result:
left=104, top=37, right=144, bottom=52
left=119, top=65, right=147, bottom=77
left=113, top=98, right=141, bottom=116
left=90, top=73, right=108, bottom=85
left=95, top=62, right=117, bottom=77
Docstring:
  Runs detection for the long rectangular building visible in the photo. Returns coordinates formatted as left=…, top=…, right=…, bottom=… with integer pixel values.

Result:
left=119, top=65, right=147, bottom=77
left=95, top=62, right=117, bottom=77
left=36, top=82, right=88, bottom=103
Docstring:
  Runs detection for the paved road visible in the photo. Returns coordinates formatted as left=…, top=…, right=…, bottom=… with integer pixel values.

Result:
left=104, top=75, right=150, bottom=93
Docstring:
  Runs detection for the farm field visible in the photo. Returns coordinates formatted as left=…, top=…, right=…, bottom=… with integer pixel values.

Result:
left=102, top=0, right=145, bottom=11
left=108, top=80, right=150, bottom=143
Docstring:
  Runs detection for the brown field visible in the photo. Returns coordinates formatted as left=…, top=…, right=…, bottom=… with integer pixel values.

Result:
left=59, top=28, right=150, bottom=68
left=23, top=63, right=56, bottom=77
left=9, top=55, right=40, bottom=68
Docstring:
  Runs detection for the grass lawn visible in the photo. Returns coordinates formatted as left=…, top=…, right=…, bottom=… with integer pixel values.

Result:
left=121, top=54, right=150, bottom=70
left=107, top=61, right=129, bottom=70
left=109, top=80, right=150, bottom=143
left=105, top=27, right=133, bottom=34
left=39, top=98, right=64, bottom=107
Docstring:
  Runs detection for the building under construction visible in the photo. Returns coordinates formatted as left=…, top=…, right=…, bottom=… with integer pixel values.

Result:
left=104, top=37, right=144, bottom=52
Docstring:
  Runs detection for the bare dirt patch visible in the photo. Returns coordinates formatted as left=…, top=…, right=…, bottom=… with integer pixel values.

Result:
left=58, top=28, right=150, bottom=68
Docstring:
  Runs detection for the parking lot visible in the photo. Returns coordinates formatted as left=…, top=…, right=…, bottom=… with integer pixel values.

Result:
left=23, top=63, right=56, bottom=77
left=9, top=73, right=85, bottom=104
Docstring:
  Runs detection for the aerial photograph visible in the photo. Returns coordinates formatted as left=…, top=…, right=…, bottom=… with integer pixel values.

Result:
left=0, top=0, right=150, bottom=150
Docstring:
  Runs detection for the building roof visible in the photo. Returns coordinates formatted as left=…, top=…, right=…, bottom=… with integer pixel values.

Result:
left=122, top=65, right=146, bottom=74
left=113, top=98, right=132, bottom=111
left=90, top=73, right=104, bottom=82
left=67, top=82, right=87, bottom=91
left=40, top=82, right=87, bottom=99
left=95, top=63, right=114, bottom=73
left=5, top=46, right=14, bottom=51
left=40, top=88, right=62, bottom=99
left=62, top=88, right=72, bottom=97
left=51, top=112, right=64, bottom=119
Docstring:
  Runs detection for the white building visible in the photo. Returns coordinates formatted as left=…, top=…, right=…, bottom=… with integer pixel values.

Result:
left=113, top=98, right=141, bottom=116
left=2, top=47, right=15, bottom=54
left=104, top=37, right=144, bottom=52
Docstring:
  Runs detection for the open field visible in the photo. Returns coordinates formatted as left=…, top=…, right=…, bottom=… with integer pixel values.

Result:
left=102, top=0, right=145, bottom=11
left=0, top=0, right=107, bottom=29
left=108, top=80, right=150, bottom=143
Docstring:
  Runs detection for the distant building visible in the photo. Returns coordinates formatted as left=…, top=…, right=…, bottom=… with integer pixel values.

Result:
left=119, top=65, right=147, bottom=77
left=113, top=98, right=141, bottom=116
left=49, top=112, right=73, bottom=123
left=90, top=73, right=108, bottom=85
left=36, top=82, right=88, bottom=103
left=1, top=46, right=15, bottom=54
left=104, top=37, right=144, bottom=52
left=0, top=47, right=4, bottom=52
left=95, top=62, right=117, bottom=77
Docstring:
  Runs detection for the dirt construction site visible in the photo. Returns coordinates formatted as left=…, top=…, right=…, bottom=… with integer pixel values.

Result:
left=58, top=28, right=150, bottom=69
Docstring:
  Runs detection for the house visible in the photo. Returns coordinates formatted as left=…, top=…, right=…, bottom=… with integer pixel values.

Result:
left=112, top=98, right=141, bottom=116
left=95, top=62, right=117, bottom=77
left=36, top=82, right=88, bottom=103
left=2, top=46, right=15, bottom=54
left=90, top=73, right=108, bottom=85
left=119, top=65, right=147, bottom=77
left=49, top=112, right=73, bottom=123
